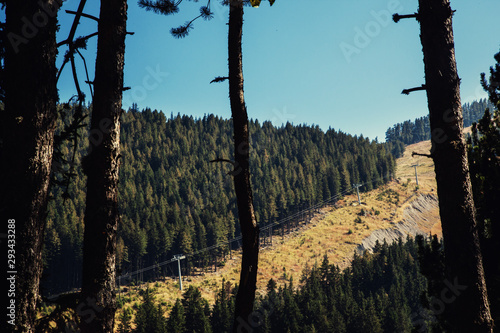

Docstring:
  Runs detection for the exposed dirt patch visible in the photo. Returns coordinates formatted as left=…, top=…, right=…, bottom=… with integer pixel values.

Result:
left=356, top=193, right=441, bottom=253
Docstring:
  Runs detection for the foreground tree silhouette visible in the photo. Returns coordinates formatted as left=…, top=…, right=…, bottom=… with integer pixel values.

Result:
left=395, top=0, right=493, bottom=331
left=80, top=0, right=128, bottom=331
left=1, top=1, right=60, bottom=331
left=226, top=1, right=260, bottom=331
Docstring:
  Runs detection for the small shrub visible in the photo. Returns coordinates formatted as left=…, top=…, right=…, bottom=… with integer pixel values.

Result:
left=116, top=296, right=125, bottom=309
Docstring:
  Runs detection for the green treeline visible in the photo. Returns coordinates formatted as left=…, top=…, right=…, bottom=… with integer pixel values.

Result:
left=385, top=98, right=493, bottom=146
left=468, top=108, right=500, bottom=325
left=120, top=236, right=444, bottom=333
left=253, top=237, right=429, bottom=333
left=42, top=106, right=396, bottom=295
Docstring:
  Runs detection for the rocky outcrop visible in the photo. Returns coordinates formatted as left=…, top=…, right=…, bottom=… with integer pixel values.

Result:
left=356, top=193, right=439, bottom=254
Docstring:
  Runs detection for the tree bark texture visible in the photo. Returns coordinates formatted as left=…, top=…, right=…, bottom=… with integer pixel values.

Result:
left=1, top=1, right=59, bottom=332
left=418, top=0, right=493, bottom=331
left=80, top=0, right=127, bottom=332
left=228, top=1, right=260, bottom=332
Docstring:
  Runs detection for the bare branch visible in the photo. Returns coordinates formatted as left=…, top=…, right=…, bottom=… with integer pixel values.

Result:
left=393, top=13, right=419, bottom=23
left=57, top=31, right=98, bottom=48
left=70, top=51, right=84, bottom=102
left=412, top=151, right=432, bottom=158
left=210, top=76, right=229, bottom=84
left=210, top=158, right=235, bottom=166
left=65, top=10, right=99, bottom=22
left=402, top=84, right=426, bottom=95
left=56, top=0, right=90, bottom=82
left=76, top=49, right=93, bottom=100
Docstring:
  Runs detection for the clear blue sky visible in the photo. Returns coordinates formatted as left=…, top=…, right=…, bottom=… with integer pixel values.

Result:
left=16, top=0, right=500, bottom=140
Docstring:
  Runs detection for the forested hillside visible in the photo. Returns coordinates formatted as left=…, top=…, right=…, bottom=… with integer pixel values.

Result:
left=42, top=107, right=396, bottom=295
left=111, top=109, right=500, bottom=332
left=385, top=98, right=493, bottom=146
left=120, top=236, right=441, bottom=333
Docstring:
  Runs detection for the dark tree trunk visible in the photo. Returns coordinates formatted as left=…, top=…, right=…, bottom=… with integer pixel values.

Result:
left=418, top=0, right=493, bottom=331
left=1, top=1, right=59, bottom=332
left=79, top=0, right=127, bottom=332
left=228, top=1, right=260, bottom=332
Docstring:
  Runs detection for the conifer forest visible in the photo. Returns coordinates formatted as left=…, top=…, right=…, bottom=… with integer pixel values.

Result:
left=1, top=0, right=499, bottom=332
